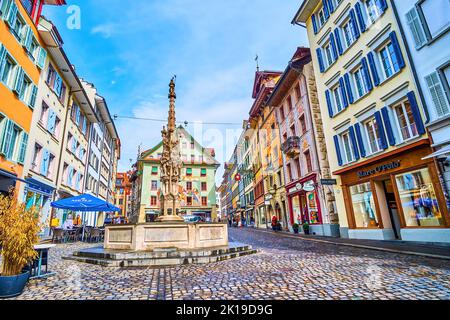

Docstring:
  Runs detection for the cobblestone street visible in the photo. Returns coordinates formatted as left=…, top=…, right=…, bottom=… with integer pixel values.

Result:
left=5, top=228, right=450, bottom=300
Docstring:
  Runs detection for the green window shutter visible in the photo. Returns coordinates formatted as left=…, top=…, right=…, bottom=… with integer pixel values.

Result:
left=201, top=168, right=207, bottom=175
left=152, top=166, right=158, bottom=174
left=13, top=67, right=23, bottom=95
left=36, top=47, right=47, bottom=69
left=0, top=119, right=14, bottom=156
left=28, top=85, right=37, bottom=109
left=22, top=26, right=33, bottom=52
left=5, top=1, right=17, bottom=28
left=186, top=168, right=192, bottom=175
left=0, top=0, right=12, bottom=19
left=17, top=131, right=28, bottom=164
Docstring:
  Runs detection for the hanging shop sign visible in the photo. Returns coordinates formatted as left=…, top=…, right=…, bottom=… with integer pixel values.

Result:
left=320, top=179, right=337, bottom=186
left=357, top=160, right=401, bottom=179
left=303, top=181, right=315, bottom=192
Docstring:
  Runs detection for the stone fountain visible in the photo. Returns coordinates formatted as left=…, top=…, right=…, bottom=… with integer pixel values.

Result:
left=66, top=79, right=256, bottom=267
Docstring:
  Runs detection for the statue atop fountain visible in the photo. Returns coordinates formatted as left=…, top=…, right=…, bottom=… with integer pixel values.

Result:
left=157, top=77, right=184, bottom=222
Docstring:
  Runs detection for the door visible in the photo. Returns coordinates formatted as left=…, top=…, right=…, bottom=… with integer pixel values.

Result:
left=383, top=180, right=402, bottom=240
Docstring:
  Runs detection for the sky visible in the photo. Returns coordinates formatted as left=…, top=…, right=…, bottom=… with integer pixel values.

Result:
left=43, top=0, right=309, bottom=185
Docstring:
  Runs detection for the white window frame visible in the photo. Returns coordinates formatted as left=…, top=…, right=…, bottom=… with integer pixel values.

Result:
left=377, top=41, right=397, bottom=81
left=342, top=19, right=356, bottom=50
left=332, top=85, right=344, bottom=114
left=362, top=0, right=382, bottom=26
left=340, top=131, right=355, bottom=164
left=392, top=99, right=418, bottom=143
left=352, top=66, right=369, bottom=100
left=363, top=117, right=382, bottom=155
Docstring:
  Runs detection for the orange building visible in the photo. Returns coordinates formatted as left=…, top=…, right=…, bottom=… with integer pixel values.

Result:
left=115, top=171, right=132, bottom=218
left=0, top=0, right=65, bottom=195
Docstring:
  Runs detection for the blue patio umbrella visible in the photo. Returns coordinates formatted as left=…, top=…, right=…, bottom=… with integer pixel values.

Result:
left=51, top=194, right=121, bottom=241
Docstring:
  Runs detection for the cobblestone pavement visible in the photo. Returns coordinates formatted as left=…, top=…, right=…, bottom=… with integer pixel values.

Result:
left=4, top=228, right=450, bottom=300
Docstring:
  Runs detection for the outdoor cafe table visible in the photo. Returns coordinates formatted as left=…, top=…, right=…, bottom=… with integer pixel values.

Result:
left=29, top=244, right=56, bottom=280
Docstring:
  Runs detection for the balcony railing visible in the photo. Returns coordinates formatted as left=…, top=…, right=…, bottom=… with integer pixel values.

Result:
left=282, top=136, right=301, bottom=158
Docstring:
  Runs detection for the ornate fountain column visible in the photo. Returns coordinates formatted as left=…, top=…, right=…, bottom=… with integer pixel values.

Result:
left=157, top=78, right=184, bottom=222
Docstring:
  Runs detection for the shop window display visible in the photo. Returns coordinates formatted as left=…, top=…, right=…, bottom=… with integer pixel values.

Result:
left=292, top=196, right=301, bottom=224
left=350, top=182, right=379, bottom=228
left=395, top=168, right=444, bottom=227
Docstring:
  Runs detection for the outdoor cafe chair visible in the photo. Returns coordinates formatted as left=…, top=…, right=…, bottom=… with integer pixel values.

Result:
left=90, top=228, right=102, bottom=243
left=52, top=228, right=66, bottom=243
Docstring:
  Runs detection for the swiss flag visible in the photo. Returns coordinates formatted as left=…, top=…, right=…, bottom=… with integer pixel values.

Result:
left=235, top=174, right=241, bottom=182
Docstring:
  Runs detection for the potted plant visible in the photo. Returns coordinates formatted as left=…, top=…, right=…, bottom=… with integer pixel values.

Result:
left=0, top=190, right=41, bottom=298
left=292, top=223, right=300, bottom=234
left=302, top=223, right=310, bottom=235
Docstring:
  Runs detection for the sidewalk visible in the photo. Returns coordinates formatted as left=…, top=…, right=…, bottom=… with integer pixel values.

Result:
left=251, top=228, right=450, bottom=260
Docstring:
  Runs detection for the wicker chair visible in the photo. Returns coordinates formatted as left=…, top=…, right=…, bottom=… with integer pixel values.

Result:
left=90, top=228, right=102, bottom=243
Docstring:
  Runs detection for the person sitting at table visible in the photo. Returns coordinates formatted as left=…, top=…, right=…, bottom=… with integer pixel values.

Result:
left=74, top=214, right=82, bottom=226
left=62, top=214, right=74, bottom=230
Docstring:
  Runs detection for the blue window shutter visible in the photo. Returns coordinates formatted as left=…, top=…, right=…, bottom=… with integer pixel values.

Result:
left=330, top=33, right=338, bottom=61
left=348, top=126, right=360, bottom=161
left=334, top=29, right=343, bottom=56
left=41, top=149, right=50, bottom=176
left=407, top=91, right=426, bottom=135
left=349, top=9, right=360, bottom=39
left=344, top=73, right=354, bottom=104
left=323, top=0, right=330, bottom=20
left=334, top=135, right=343, bottom=166
left=339, top=77, right=349, bottom=108
left=389, top=32, right=405, bottom=70
left=355, top=2, right=366, bottom=32
left=361, top=57, right=373, bottom=92
left=354, top=123, right=366, bottom=158
left=325, top=90, right=334, bottom=118
left=316, top=48, right=325, bottom=73
left=327, top=0, right=334, bottom=13
left=374, top=111, right=388, bottom=150
left=376, top=0, right=388, bottom=13
left=312, top=14, right=318, bottom=34
left=367, top=52, right=380, bottom=86
left=381, top=107, right=396, bottom=146
left=47, top=110, right=56, bottom=133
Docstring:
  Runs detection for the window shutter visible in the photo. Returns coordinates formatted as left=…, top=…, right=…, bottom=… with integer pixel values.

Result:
left=339, top=77, right=349, bottom=108
left=406, top=7, right=427, bottom=48
left=316, top=48, right=325, bottom=73
left=330, top=33, right=338, bottom=61
left=312, top=14, right=318, bottom=34
left=367, top=52, right=380, bottom=86
left=381, top=107, right=396, bottom=146
left=334, top=135, right=343, bottom=166
left=17, top=131, right=28, bottom=164
left=348, top=126, right=360, bottom=161
left=376, top=0, right=388, bottom=13
left=47, top=110, right=56, bottom=133
left=29, top=85, right=37, bottom=109
left=327, top=0, right=334, bottom=13
left=354, top=123, right=366, bottom=158
left=361, top=57, right=373, bottom=92
left=5, top=1, right=17, bottom=28
left=389, top=32, right=405, bottom=70
left=0, top=120, right=13, bottom=156
left=407, top=91, right=426, bottom=135
left=13, top=68, right=24, bottom=95
left=349, top=9, right=360, bottom=39
left=0, top=44, right=6, bottom=77
left=323, top=0, right=330, bottom=20
left=325, top=89, right=334, bottom=118
left=374, top=111, right=388, bottom=150
left=36, top=47, right=47, bottom=69
left=334, top=29, right=343, bottom=56
left=344, top=73, right=354, bottom=104
left=425, top=72, right=450, bottom=118
left=21, top=26, right=31, bottom=48
left=41, top=149, right=50, bottom=175
left=355, top=2, right=366, bottom=32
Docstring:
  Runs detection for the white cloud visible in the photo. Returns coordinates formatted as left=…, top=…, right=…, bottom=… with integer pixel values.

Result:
left=91, top=23, right=116, bottom=38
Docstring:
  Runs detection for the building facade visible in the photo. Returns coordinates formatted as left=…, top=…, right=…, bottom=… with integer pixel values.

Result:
left=268, top=47, right=339, bottom=236
left=293, top=0, right=449, bottom=242
left=392, top=0, right=450, bottom=213
left=248, top=70, right=284, bottom=229
left=130, top=126, right=220, bottom=223
left=0, top=0, right=64, bottom=197
left=115, top=171, right=132, bottom=218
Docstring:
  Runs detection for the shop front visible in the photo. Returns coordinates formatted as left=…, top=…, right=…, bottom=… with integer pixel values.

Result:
left=24, top=178, right=55, bottom=237
left=286, top=173, right=323, bottom=234
left=336, top=140, right=450, bottom=243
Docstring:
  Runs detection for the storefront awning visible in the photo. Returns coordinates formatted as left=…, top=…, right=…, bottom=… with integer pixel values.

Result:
left=26, top=178, right=56, bottom=197
left=422, top=145, right=450, bottom=160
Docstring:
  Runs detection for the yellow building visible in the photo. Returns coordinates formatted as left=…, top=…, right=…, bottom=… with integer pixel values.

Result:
left=293, top=0, right=449, bottom=242
left=0, top=0, right=64, bottom=195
